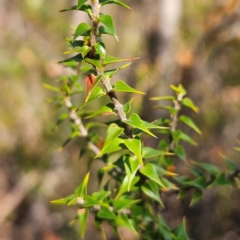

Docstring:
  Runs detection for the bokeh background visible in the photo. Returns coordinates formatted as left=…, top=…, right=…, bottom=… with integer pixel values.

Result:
left=0, top=0, right=240, bottom=239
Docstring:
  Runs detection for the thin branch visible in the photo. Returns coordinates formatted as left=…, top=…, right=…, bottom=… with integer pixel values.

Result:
left=64, top=96, right=100, bottom=155
left=90, top=0, right=132, bottom=138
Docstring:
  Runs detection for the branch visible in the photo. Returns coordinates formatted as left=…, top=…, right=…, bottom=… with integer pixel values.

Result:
left=64, top=96, right=100, bottom=155
left=90, top=0, right=132, bottom=138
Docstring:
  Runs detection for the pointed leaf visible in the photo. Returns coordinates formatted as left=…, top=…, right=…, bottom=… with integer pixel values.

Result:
left=123, top=98, right=133, bottom=114
left=150, top=96, right=175, bottom=101
left=51, top=194, right=76, bottom=205
left=124, top=113, right=156, bottom=138
left=77, top=0, right=88, bottom=9
left=181, top=97, right=199, bottom=112
left=184, top=176, right=207, bottom=188
left=98, top=15, right=118, bottom=40
left=124, top=137, right=143, bottom=165
left=142, top=147, right=172, bottom=159
left=170, top=84, right=187, bottom=96
left=179, top=115, right=202, bottom=135
left=85, top=103, right=115, bottom=119
left=98, top=205, right=116, bottom=220
left=100, top=0, right=131, bottom=9
left=103, top=55, right=139, bottom=66
left=173, top=145, right=186, bottom=161
left=60, top=4, right=93, bottom=18
left=140, top=163, right=165, bottom=188
left=75, top=172, right=90, bottom=197
left=78, top=208, right=89, bottom=239
left=43, top=83, right=60, bottom=92
left=58, top=54, right=83, bottom=63
left=220, top=153, right=238, bottom=172
left=104, top=63, right=132, bottom=78
left=190, top=189, right=203, bottom=207
left=94, top=42, right=106, bottom=58
left=113, top=80, right=145, bottom=94
left=97, top=124, right=124, bottom=157
left=85, top=58, right=102, bottom=69
left=115, top=213, right=137, bottom=233
left=113, top=199, right=141, bottom=212
left=73, top=23, right=92, bottom=40
left=191, top=161, right=219, bottom=176
left=172, top=219, right=190, bottom=240
left=85, top=86, right=105, bottom=103
left=98, top=138, right=123, bottom=156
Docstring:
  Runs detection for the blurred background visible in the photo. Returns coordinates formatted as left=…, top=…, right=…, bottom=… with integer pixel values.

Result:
left=0, top=0, right=240, bottom=239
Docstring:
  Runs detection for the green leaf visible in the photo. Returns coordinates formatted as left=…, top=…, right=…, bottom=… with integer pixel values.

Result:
left=94, top=42, right=106, bottom=58
left=124, top=137, right=143, bottom=165
left=116, top=175, right=140, bottom=198
left=150, top=96, right=175, bottom=101
left=123, top=98, right=133, bottom=114
left=170, top=84, right=187, bottom=96
left=190, top=189, right=203, bottom=207
left=100, top=0, right=131, bottom=9
left=58, top=54, right=83, bottom=63
left=115, top=213, right=137, bottom=233
left=124, top=155, right=140, bottom=191
left=75, top=172, right=90, bottom=197
left=60, top=4, right=93, bottom=18
left=98, top=138, right=123, bottom=156
left=103, top=55, right=138, bottom=66
left=141, top=181, right=164, bottom=206
left=124, top=113, right=156, bottom=138
left=179, top=115, right=202, bottom=135
left=179, top=132, right=197, bottom=146
left=191, top=161, right=219, bottom=176
left=98, top=15, right=118, bottom=40
left=181, top=97, right=199, bottom=113
left=184, top=176, right=207, bottom=188
left=73, top=23, right=92, bottom=40
left=96, top=124, right=124, bottom=157
left=173, top=145, right=186, bottom=161
left=85, top=58, right=102, bottom=69
left=77, top=0, right=88, bottom=9
left=92, top=191, right=111, bottom=201
left=104, top=63, right=132, bottom=79
left=80, top=45, right=91, bottom=57
left=142, top=147, right=172, bottom=159
left=172, top=219, right=190, bottom=240
left=113, top=80, right=145, bottom=94
left=140, top=163, right=165, bottom=188
left=209, top=172, right=232, bottom=187
left=113, top=199, right=141, bottom=212
left=78, top=208, right=89, bottom=239
left=85, top=103, right=115, bottom=119
left=98, top=205, right=116, bottom=220
left=85, top=86, right=105, bottom=103
left=220, top=153, right=238, bottom=172
left=43, top=83, right=60, bottom=92
left=142, top=120, right=169, bottom=130
left=51, top=194, right=76, bottom=205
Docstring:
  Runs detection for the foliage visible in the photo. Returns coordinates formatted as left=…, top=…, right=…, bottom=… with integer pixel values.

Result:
left=48, top=1, right=240, bottom=239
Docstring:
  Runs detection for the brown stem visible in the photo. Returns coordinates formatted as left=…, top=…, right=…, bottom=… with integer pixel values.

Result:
left=64, top=96, right=100, bottom=155
left=90, top=0, right=132, bottom=138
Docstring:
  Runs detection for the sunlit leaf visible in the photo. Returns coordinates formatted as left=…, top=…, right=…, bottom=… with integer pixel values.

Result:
left=150, top=96, right=175, bottom=101
left=85, top=58, right=102, bottom=69
left=96, top=124, right=124, bottom=157
left=124, top=113, right=156, bottom=138
left=170, top=84, right=187, bottom=96
left=103, top=55, right=139, bottom=66
left=73, top=23, right=92, bottom=40
left=113, top=199, right=141, bottom=212
left=181, top=97, right=199, bottom=113
left=179, top=115, right=202, bottom=135
left=98, top=205, right=116, bottom=220
left=85, top=103, right=115, bottom=119
left=100, top=0, right=131, bottom=9
left=99, top=15, right=118, bottom=40
left=94, top=42, right=106, bottom=58
left=75, top=172, right=90, bottom=197
left=113, top=80, right=145, bottom=94
left=78, top=208, right=89, bottom=239
left=115, top=213, right=138, bottom=233
left=124, top=137, right=143, bottom=165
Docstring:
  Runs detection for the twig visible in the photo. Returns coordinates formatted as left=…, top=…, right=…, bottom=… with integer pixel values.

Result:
left=90, top=0, right=132, bottom=138
left=64, top=96, right=100, bottom=155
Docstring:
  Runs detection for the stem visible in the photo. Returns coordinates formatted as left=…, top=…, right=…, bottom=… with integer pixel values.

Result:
left=90, top=0, right=132, bottom=138
left=64, top=96, right=100, bottom=155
